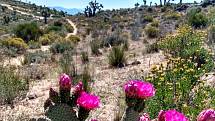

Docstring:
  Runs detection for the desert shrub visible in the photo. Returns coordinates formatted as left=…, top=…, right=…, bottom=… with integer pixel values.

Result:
left=161, top=6, right=167, bottom=12
left=22, top=65, right=47, bottom=80
left=65, top=24, right=74, bottom=33
left=103, top=31, right=129, bottom=49
left=28, top=40, right=41, bottom=49
left=81, top=51, right=89, bottom=64
left=2, top=38, right=28, bottom=53
left=131, top=27, right=142, bottom=41
left=145, top=43, right=159, bottom=54
left=39, top=32, right=64, bottom=45
left=143, top=15, right=153, bottom=23
left=165, top=12, right=181, bottom=20
left=67, top=35, right=81, bottom=44
left=108, top=46, right=126, bottom=68
left=208, top=25, right=215, bottom=45
left=144, top=25, right=214, bottom=120
left=23, top=51, right=50, bottom=65
left=59, top=51, right=76, bottom=78
left=50, top=40, right=74, bottom=54
left=187, top=7, right=208, bottom=28
left=0, top=66, right=28, bottom=105
left=90, top=40, right=101, bottom=55
left=13, top=22, right=42, bottom=43
left=145, top=26, right=159, bottom=38
left=151, top=20, right=159, bottom=27
left=45, top=25, right=62, bottom=33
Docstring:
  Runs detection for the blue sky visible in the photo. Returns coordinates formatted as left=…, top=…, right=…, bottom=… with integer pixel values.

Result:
left=21, top=0, right=202, bottom=9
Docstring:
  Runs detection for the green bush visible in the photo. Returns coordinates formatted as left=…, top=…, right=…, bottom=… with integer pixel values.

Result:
left=108, top=46, right=126, bottom=68
left=67, top=35, right=81, bottom=44
left=50, top=40, right=74, bottom=54
left=143, top=15, right=153, bottom=22
left=144, top=25, right=214, bottom=120
left=0, top=66, right=28, bottom=105
left=59, top=51, right=76, bottom=78
left=165, top=12, right=181, bottom=20
left=145, top=26, right=159, bottom=38
left=81, top=51, right=89, bottom=64
left=187, top=8, right=208, bottom=28
left=151, top=20, right=159, bottom=27
left=13, top=22, right=42, bottom=43
left=103, top=31, right=128, bottom=49
left=28, top=40, right=41, bottom=49
left=90, top=40, right=101, bottom=55
left=23, top=51, right=50, bottom=65
left=2, top=38, right=28, bottom=53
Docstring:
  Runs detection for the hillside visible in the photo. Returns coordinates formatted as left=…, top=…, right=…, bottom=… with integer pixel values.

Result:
left=0, top=0, right=215, bottom=121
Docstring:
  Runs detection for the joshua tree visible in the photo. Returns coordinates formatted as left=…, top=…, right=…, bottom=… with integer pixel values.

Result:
left=180, top=0, right=183, bottom=4
left=150, top=2, right=152, bottom=6
left=135, top=3, right=140, bottom=8
left=3, top=16, right=10, bottom=25
left=41, top=8, right=50, bottom=24
left=155, top=3, right=158, bottom=7
left=160, top=0, right=163, bottom=6
left=143, top=0, right=147, bottom=5
left=84, top=0, right=103, bottom=17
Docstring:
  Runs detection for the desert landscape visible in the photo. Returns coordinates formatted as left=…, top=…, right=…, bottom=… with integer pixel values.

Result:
left=0, top=0, right=215, bottom=121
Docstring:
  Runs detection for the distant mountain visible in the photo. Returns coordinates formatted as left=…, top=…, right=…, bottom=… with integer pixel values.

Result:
left=50, top=7, right=83, bottom=15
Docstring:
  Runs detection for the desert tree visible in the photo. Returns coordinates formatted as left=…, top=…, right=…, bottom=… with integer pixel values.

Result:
left=135, top=3, right=140, bottom=8
left=84, top=0, right=103, bottom=17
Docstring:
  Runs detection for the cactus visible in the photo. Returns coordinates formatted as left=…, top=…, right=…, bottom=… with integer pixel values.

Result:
left=45, top=104, right=79, bottom=121
left=122, top=107, right=139, bottom=121
left=84, top=0, right=103, bottom=17
left=59, top=74, right=72, bottom=103
left=78, top=107, right=90, bottom=121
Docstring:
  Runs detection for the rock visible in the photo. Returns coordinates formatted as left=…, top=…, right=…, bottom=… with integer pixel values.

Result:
left=131, top=60, right=141, bottom=65
left=27, top=92, right=37, bottom=100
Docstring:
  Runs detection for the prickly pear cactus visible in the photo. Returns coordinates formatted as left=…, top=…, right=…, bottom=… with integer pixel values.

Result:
left=45, top=104, right=79, bottom=121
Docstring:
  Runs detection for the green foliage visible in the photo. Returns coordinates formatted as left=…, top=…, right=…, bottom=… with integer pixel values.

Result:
left=81, top=51, right=89, bottom=64
left=103, top=31, right=129, bottom=49
left=90, top=40, right=101, bottom=55
left=23, top=51, right=50, bottom=65
left=165, top=12, right=181, bottom=20
left=67, top=35, right=81, bottom=44
left=28, top=40, right=41, bottom=49
left=50, top=40, right=74, bottom=54
left=59, top=51, right=76, bottom=78
left=145, top=26, right=159, bottom=38
left=13, top=22, right=42, bottom=43
left=151, top=20, right=159, bottom=27
left=2, top=38, right=28, bottom=53
left=187, top=7, right=208, bottom=28
left=143, top=15, right=153, bottom=23
left=0, top=66, right=28, bottom=105
left=108, top=46, right=126, bottom=68
left=144, top=25, right=214, bottom=120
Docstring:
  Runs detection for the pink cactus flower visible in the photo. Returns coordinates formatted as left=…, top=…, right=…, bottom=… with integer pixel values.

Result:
left=74, top=81, right=83, bottom=95
left=77, top=92, right=100, bottom=110
left=139, top=113, right=150, bottom=121
left=124, top=80, right=156, bottom=99
left=197, top=109, right=215, bottom=121
left=59, top=73, right=72, bottom=90
left=158, top=109, right=188, bottom=121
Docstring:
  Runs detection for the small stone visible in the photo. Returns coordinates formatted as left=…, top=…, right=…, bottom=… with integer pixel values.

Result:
left=131, top=60, right=141, bottom=65
left=27, top=92, right=37, bottom=100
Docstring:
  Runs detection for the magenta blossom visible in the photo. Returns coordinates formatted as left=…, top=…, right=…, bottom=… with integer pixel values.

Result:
left=74, top=81, right=83, bottom=95
left=139, top=113, right=150, bottom=121
left=158, top=109, right=188, bottom=121
left=197, top=109, right=215, bottom=121
left=77, top=92, right=100, bottom=110
left=59, top=73, right=72, bottom=90
left=124, top=80, right=155, bottom=99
